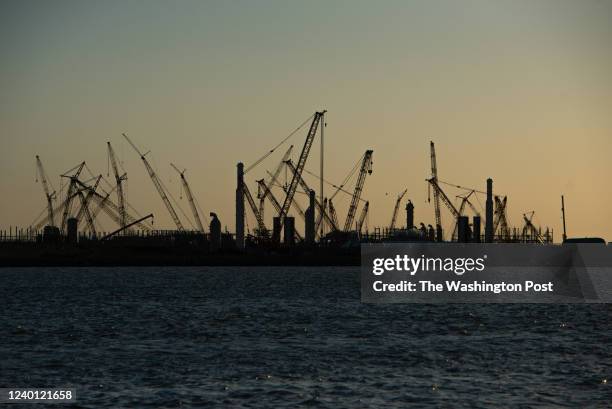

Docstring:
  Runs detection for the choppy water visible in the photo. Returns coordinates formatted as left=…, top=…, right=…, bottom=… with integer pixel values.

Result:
left=1, top=267, right=610, bottom=408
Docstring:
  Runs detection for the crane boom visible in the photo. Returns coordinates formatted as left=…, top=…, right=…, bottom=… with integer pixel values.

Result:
left=389, top=189, right=407, bottom=229
left=429, top=141, right=442, bottom=235
left=357, top=201, right=369, bottom=234
left=107, top=142, right=128, bottom=230
left=171, top=163, right=204, bottom=232
left=242, top=182, right=268, bottom=237
left=344, top=150, right=373, bottom=232
left=101, top=214, right=154, bottom=241
left=328, top=199, right=339, bottom=231
left=279, top=111, right=324, bottom=223
left=123, top=133, right=184, bottom=231
left=36, top=155, right=56, bottom=227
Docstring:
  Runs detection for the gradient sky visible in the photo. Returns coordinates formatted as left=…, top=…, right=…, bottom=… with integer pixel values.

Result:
left=1, top=0, right=610, bottom=241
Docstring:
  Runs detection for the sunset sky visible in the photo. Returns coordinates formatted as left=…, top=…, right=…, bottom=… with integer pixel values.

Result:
left=1, top=0, right=610, bottom=241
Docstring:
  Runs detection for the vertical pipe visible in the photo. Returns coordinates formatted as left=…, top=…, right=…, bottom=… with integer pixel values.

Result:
left=235, top=162, right=245, bottom=250
left=485, top=178, right=493, bottom=243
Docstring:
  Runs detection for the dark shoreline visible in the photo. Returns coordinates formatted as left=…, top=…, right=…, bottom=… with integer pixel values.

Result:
left=0, top=242, right=360, bottom=267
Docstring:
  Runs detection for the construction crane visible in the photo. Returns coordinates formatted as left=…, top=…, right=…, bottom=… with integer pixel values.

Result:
left=243, top=182, right=268, bottom=237
left=428, top=141, right=442, bottom=238
left=279, top=111, right=324, bottom=226
left=60, top=161, right=86, bottom=232
left=107, top=142, right=128, bottom=230
left=344, top=150, right=373, bottom=232
left=258, top=145, right=293, bottom=220
left=285, top=159, right=338, bottom=232
left=357, top=201, right=369, bottom=234
left=35, top=156, right=57, bottom=228
left=389, top=189, right=407, bottom=230
left=123, top=133, right=184, bottom=231
left=171, top=163, right=204, bottom=233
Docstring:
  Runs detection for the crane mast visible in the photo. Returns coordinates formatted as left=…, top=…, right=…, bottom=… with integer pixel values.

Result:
left=279, top=111, right=324, bottom=225
left=123, top=133, right=184, bottom=231
left=389, top=189, right=407, bottom=229
left=107, top=142, right=128, bottom=230
left=171, top=163, right=204, bottom=232
left=35, top=155, right=57, bottom=228
left=344, top=150, right=373, bottom=232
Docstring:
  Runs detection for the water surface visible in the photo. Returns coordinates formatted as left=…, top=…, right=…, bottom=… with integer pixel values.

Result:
left=1, top=267, right=610, bottom=408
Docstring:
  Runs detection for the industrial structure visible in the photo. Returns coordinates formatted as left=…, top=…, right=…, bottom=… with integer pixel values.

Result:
left=1, top=109, right=569, bottom=266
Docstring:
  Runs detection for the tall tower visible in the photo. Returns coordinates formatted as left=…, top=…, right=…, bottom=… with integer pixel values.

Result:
left=236, top=162, right=245, bottom=250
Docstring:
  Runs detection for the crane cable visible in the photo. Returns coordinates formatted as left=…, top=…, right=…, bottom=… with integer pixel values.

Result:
left=244, top=113, right=315, bottom=174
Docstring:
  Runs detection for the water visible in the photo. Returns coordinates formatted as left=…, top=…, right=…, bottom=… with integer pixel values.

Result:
left=1, top=267, right=610, bottom=408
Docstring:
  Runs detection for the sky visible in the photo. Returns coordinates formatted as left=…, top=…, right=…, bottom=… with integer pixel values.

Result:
left=0, top=0, right=610, bottom=241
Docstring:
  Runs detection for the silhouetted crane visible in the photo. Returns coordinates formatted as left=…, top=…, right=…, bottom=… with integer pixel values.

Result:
left=171, top=163, right=204, bottom=233
left=35, top=155, right=57, bottom=228
left=344, top=150, right=373, bottom=232
left=107, top=142, right=127, bottom=230
left=123, top=133, right=184, bottom=231
left=389, top=189, right=407, bottom=230
left=279, top=111, right=325, bottom=226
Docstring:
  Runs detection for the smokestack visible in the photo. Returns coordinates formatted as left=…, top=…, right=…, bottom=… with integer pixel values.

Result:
left=272, top=217, right=281, bottom=244
left=235, top=162, right=245, bottom=250
left=284, top=217, right=295, bottom=246
left=458, top=216, right=469, bottom=243
left=305, top=190, right=316, bottom=244
left=473, top=216, right=481, bottom=243
left=406, top=200, right=414, bottom=229
left=485, top=178, right=493, bottom=243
